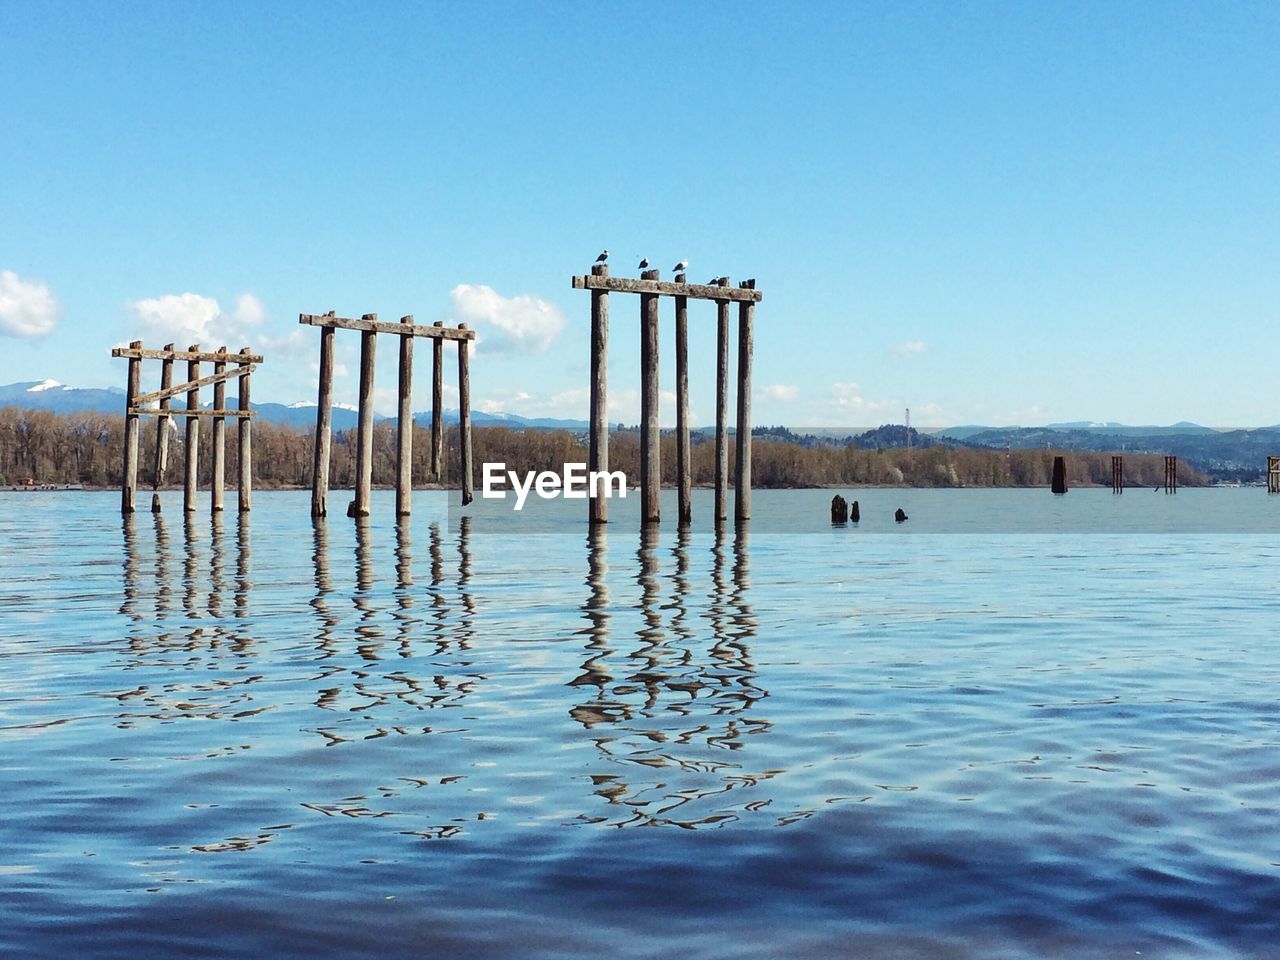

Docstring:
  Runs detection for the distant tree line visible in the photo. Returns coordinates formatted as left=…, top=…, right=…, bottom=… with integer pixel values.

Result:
left=0, top=406, right=1207, bottom=489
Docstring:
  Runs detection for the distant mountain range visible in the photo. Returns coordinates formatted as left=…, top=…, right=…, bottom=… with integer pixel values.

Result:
left=5, top=379, right=1278, bottom=480
left=0, top=379, right=589, bottom=433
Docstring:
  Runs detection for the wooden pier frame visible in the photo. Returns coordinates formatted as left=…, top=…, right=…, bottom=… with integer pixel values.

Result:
left=1164, top=455, right=1178, bottom=494
left=111, top=341, right=261, bottom=515
left=572, top=266, right=763, bottom=528
left=1111, top=455, right=1123, bottom=494
left=1269, top=456, right=1280, bottom=495
left=299, top=311, right=477, bottom=518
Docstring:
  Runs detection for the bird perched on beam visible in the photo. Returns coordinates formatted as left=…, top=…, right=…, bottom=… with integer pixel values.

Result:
left=595, top=249, right=608, bottom=263
left=673, top=259, right=688, bottom=274
left=638, top=257, right=650, bottom=270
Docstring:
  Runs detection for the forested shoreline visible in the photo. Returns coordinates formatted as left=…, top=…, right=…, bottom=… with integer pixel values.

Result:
left=0, top=406, right=1207, bottom=490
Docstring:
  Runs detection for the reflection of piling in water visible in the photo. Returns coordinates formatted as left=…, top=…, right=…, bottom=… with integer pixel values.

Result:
left=209, top=513, right=225, bottom=617
left=121, top=515, right=141, bottom=620
left=570, top=525, right=617, bottom=725
left=154, top=513, right=172, bottom=617
left=183, top=513, right=201, bottom=618
left=353, top=517, right=382, bottom=659
left=669, top=527, right=694, bottom=644
left=234, top=514, right=250, bottom=618
left=632, top=524, right=666, bottom=713
left=456, top=516, right=475, bottom=647
left=311, top=517, right=339, bottom=659
left=394, top=517, right=416, bottom=657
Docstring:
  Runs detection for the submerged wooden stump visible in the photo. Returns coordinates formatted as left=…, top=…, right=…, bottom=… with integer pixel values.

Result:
left=830, top=494, right=848, bottom=524
left=850, top=500, right=860, bottom=523
left=895, top=508, right=908, bottom=523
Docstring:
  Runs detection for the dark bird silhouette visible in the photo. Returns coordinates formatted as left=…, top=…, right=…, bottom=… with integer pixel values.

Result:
left=595, top=249, right=608, bottom=263
left=638, top=257, right=650, bottom=270
left=673, top=259, right=688, bottom=273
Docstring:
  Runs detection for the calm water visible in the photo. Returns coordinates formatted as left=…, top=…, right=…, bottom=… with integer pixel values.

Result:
left=3, top=489, right=1280, bottom=958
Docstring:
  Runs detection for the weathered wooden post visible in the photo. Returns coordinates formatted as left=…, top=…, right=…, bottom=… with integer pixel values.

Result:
left=396, top=315, right=414, bottom=516
left=1164, top=455, right=1177, bottom=494
left=735, top=280, right=755, bottom=524
left=1051, top=455, right=1068, bottom=494
left=211, top=346, right=227, bottom=513
left=1269, top=455, right=1280, bottom=494
left=431, top=320, right=444, bottom=481
left=121, top=339, right=142, bottom=514
left=1112, top=455, right=1123, bottom=494
left=351, top=316, right=377, bottom=518
left=674, top=271, right=691, bottom=526
left=184, top=344, right=200, bottom=513
left=238, top=347, right=252, bottom=512
left=311, top=315, right=335, bottom=517
left=831, top=494, right=848, bottom=524
left=589, top=264, right=609, bottom=523
left=715, top=278, right=730, bottom=526
left=151, top=342, right=175, bottom=512
left=640, top=268, right=661, bottom=524
left=458, top=324, right=473, bottom=505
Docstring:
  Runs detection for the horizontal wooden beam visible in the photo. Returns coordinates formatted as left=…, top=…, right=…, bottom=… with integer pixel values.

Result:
left=133, top=363, right=257, bottom=407
left=129, top=407, right=256, bottom=418
left=571, top=275, right=763, bottom=302
left=299, top=313, right=476, bottom=341
left=112, top=347, right=262, bottom=363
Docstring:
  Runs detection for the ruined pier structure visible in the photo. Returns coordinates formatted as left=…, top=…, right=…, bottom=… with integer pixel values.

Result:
left=113, top=341, right=260, bottom=515
left=299, top=312, right=477, bottom=518
left=571, top=266, right=762, bottom=528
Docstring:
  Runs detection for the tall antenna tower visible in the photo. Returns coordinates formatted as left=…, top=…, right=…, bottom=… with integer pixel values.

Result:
left=905, top=407, right=911, bottom=450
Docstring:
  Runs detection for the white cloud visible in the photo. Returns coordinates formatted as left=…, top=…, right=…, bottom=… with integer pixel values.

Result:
left=760, top=383, right=799, bottom=401
left=127, top=291, right=267, bottom=349
left=449, top=284, right=566, bottom=354
left=0, top=270, right=60, bottom=337
left=891, top=340, right=928, bottom=355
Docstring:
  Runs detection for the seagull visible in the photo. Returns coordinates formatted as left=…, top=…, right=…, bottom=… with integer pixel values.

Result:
left=638, top=257, right=650, bottom=270
left=595, top=249, right=608, bottom=263
left=673, top=259, right=688, bottom=274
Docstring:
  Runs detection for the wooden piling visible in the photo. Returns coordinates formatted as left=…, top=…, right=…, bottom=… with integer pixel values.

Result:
left=152, top=343, right=175, bottom=497
left=1164, top=455, right=1177, bottom=494
left=397, top=316, right=414, bottom=516
left=1051, top=455, right=1067, bottom=494
left=121, top=340, right=142, bottom=514
left=311, top=319, right=335, bottom=517
left=211, top=346, right=227, bottom=513
left=589, top=264, right=609, bottom=524
left=238, top=348, right=252, bottom=512
left=1269, top=456, right=1280, bottom=494
left=640, top=268, right=661, bottom=524
left=184, top=344, right=200, bottom=513
left=1112, top=455, right=1123, bottom=494
left=431, top=320, right=444, bottom=481
left=352, top=318, right=377, bottom=518
left=714, top=279, right=730, bottom=525
left=735, top=281, right=755, bottom=524
left=675, top=274, right=691, bottom=526
left=831, top=494, right=848, bottom=524
left=457, top=325, right=473, bottom=505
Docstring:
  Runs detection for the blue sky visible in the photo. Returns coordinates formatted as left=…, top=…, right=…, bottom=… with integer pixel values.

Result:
left=2, top=1, right=1278, bottom=428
